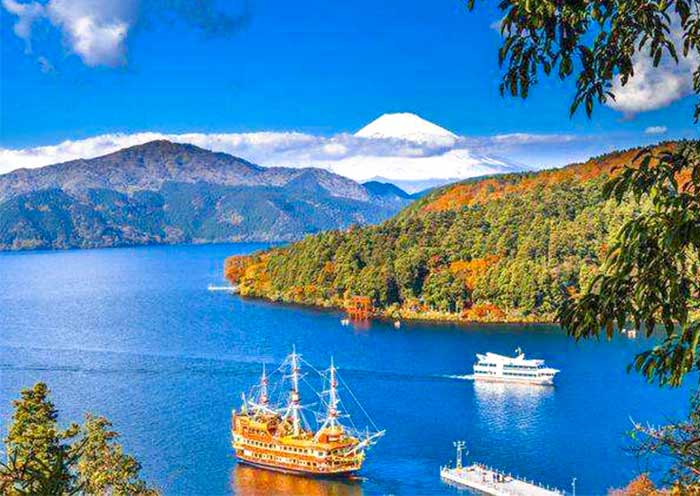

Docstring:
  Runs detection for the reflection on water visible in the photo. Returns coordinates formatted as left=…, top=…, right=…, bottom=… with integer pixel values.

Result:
left=231, top=464, right=364, bottom=496
left=473, top=381, right=553, bottom=432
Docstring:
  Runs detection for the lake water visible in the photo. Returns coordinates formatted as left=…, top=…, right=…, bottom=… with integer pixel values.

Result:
left=0, top=244, right=695, bottom=495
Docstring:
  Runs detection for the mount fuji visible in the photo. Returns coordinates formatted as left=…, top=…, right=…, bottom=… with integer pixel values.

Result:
left=0, top=113, right=530, bottom=195
left=355, top=112, right=458, bottom=145
left=323, top=113, right=528, bottom=193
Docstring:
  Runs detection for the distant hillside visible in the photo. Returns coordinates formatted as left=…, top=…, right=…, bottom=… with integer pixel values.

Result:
left=224, top=143, right=680, bottom=323
left=0, top=141, right=412, bottom=250
left=362, top=181, right=413, bottom=199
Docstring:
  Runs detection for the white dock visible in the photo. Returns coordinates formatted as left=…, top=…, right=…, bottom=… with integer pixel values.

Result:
left=440, top=464, right=564, bottom=496
left=440, top=442, right=564, bottom=496
left=207, top=284, right=239, bottom=293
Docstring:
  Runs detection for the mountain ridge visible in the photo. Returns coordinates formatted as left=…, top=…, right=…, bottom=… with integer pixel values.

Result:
left=0, top=140, right=413, bottom=250
left=0, top=140, right=372, bottom=203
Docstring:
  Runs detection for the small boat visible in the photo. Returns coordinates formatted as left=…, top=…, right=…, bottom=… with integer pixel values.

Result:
left=473, top=348, right=559, bottom=385
left=231, top=347, right=384, bottom=476
left=393, top=320, right=401, bottom=329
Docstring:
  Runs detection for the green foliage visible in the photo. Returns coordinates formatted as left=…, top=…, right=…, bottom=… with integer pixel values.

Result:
left=1, top=383, right=80, bottom=495
left=228, top=149, right=646, bottom=321
left=560, top=142, right=700, bottom=386
left=0, top=444, right=84, bottom=496
left=0, top=383, right=158, bottom=496
left=77, top=415, right=159, bottom=496
left=0, top=183, right=409, bottom=250
left=467, top=0, right=700, bottom=121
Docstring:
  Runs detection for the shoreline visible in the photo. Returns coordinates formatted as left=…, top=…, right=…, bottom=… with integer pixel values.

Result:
left=233, top=293, right=554, bottom=326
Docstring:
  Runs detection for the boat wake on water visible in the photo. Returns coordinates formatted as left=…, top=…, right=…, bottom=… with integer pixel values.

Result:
left=440, top=374, right=475, bottom=381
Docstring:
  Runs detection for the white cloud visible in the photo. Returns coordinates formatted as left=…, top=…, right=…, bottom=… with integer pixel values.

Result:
left=2, top=0, right=245, bottom=68
left=46, top=0, right=136, bottom=67
left=1, top=0, right=136, bottom=66
left=490, top=133, right=579, bottom=145
left=0, top=129, right=590, bottom=183
left=608, top=26, right=699, bottom=116
left=644, top=126, right=668, bottom=135
left=2, top=0, right=44, bottom=51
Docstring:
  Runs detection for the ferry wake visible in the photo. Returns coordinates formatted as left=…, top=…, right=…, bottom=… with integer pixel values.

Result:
left=231, top=347, right=384, bottom=476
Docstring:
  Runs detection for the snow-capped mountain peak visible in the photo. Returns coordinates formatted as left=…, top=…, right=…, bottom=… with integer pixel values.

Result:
left=355, top=113, right=458, bottom=144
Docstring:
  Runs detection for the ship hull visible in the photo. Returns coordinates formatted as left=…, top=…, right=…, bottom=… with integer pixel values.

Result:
left=235, top=453, right=359, bottom=477
left=473, top=374, right=555, bottom=385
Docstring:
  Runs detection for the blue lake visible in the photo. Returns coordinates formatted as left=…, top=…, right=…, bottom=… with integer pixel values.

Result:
left=0, top=243, right=694, bottom=495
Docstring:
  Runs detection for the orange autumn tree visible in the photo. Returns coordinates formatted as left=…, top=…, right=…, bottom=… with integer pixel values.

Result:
left=450, top=255, right=500, bottom=291
left=462, top=303, right=506, bottom=322
left=608, top=475, right=668, bottom=496
left=449, top=255, right=506, bottom=320
left=225, top=253, right=272, bottom=297
left=224, top=255, right=249, bottom=283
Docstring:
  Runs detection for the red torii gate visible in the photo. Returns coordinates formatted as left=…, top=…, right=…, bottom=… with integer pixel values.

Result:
left=346, top=296, right=372, bottom=320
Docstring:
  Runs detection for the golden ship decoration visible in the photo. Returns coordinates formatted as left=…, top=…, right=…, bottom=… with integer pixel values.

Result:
left=231, top=347, right=385, bottom=476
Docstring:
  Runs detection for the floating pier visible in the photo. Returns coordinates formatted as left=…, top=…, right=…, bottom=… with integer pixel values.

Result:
left=207, top=284, right=239, bottom=293
left=440, top=442, right=564, bottom=496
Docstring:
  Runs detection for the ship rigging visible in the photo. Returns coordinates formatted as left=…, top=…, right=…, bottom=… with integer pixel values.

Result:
left=232, top=347, right=384, bottom=476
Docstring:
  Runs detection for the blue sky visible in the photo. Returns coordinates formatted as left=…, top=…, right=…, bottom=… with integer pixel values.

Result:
left=0, top=0, right=697, bottom=175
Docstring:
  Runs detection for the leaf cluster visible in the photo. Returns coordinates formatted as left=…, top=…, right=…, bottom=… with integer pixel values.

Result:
left=467, top=0, right=700, bottom=121
left=559, top=141, right=700, bottom=386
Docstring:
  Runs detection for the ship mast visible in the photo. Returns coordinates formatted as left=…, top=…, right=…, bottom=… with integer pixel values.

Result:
left=318, top=356, right=341, bottom=433
left=284, top=346, right=302, bottom=436
left=258, top=364, right=269, bottom=408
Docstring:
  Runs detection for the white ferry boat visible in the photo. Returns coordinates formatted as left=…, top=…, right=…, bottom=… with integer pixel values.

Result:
left=473, top=348, right=559, bottom=385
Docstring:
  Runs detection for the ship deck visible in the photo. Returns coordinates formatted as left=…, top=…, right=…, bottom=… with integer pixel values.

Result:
left=441, top=464, right=563, bottom=496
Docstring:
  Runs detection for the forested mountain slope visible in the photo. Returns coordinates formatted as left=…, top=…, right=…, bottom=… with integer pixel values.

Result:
left=0, top=141, right=412, bottom=250
left=224, top=144, right=679, bottom=322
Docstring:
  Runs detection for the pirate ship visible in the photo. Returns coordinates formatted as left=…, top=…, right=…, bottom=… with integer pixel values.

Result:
left=231, top=347, right=384, bottom=476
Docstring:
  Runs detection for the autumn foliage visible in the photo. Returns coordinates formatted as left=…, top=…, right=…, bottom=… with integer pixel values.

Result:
left=462, top=303, right=506, bottom=321
left=450, top=256, right=500, bottom=290
left=223, top=143, right=680, bottom=323
left=608, top=475, right=666, bottom=496
left=423, top=146, right=675, bottom=212
left=224, top=255, right=249, bottom=283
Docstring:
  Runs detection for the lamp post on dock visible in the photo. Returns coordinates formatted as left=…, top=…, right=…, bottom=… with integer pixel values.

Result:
left=571, top=477, right=577, bottom=496
left=453, top=441, right=466, bottom=469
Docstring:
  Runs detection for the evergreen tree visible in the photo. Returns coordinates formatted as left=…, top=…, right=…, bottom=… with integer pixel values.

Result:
left=1, top=383, right=159, bottom=496
left=1, top=383, right=80, bottom=495
left=76, top=415, right=158, bottom=496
